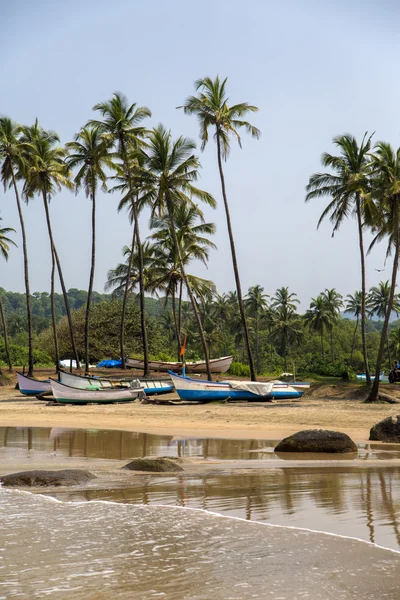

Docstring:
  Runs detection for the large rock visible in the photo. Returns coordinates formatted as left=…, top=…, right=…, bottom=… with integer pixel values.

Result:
left=369, top=415, right=400, bottom=442
left=0, top=469, right=96, bottom=487
left=123, top=458, right=184, bottom=472
left=274, top=429, right=358, bottom=453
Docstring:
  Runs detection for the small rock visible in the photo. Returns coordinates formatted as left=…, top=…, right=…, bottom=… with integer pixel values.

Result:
left=122, top=458, right=184, bottom=472
left=369, top=415, right=400, bottom=442
left=274, top=429, right=357, bottom=453
left=0, top=469, right=96, bottom=487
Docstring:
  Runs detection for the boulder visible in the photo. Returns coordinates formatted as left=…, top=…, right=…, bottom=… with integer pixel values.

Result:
left=122, top=458, right=184, bottom=472
left=0, top=469, right=96, bottom=487
left=369, top=415, right=400, bottom=442
left=274, top=429, right=358, bottom=453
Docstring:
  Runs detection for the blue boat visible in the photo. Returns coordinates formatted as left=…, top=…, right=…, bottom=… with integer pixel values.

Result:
left=59, top=370, right=174, bottom=396
left=96, top=359, right=123, bottom=368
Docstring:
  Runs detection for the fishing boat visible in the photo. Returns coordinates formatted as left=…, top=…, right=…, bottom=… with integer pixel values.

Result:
left=126, top=355, right=233, bottom=374
left=169, top=372, right=303, bottom=402
left=275, top=379, right=311, bottom=390
left=49, top=378, right=144, bottom=405
left=17, top=372, right=52, bottom=396
left=59, top=370, right=174, bottom=395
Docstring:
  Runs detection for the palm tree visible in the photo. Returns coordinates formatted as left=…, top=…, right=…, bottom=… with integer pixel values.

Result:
left=321, top=288, right=343, bottom=362
left=366, top=143, right=400, bottom=402
left=0, top=217, right=17, bottom=372
left=0, top=117, right=34, bottom=375
left=304, top=295, right=332, bottom=360
left=245, top=285, right=269, bottom=374
left=134, top=124, right=216, bottom=379
left=67, top=126, right=113, bottom=373
left=90, top=92, right=151, bottom=374
left=367, top=281, right=400, bottom=371
left=21, top=124, right=79, bottom=369
left=306, top=133, right=373, bottom=383
left=345, top=291, right=362, bottom=364
left=181, top=76, right=261, bottom=381
left=270, top=287, right=301, bottom=370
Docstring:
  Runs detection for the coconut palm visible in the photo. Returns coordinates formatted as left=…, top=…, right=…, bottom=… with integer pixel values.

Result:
left=366, top=143, right=400, bottom=401
left=0, top=117, right=34, bottom=375
left=389, top=327, right=400, bottom=360
left=304, top=295, right=332, bottom=360
left=306, top=133, right=373, bottom=383
left=245, top=285, right=269, bottom=374
left=132, top=124, right=216, bottom=379
left=66, top=126, right=114, bottom=373
left=21, top=124, right=79, bottom=369
left=345, top=291, right=363, bottom=364
left=270, top=306, right=303, bottom=371
left=0, top=217, right=17, bottom=372
left=367, top=281, right=400, bottom=371
left=105, top=241, right=160, bottom=298
left=321, top=288, right=343, bottom=362
left=90, top=92, right=151, bottom=374
left=181, top=76, right=260, bottom=381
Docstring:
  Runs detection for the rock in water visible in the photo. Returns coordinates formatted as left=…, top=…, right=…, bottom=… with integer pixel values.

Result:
left=123, top=458, right=184, bottom=472
left=0, top=469, right=96, bottom=487
left=369, top=415, right=400, bottom=442
left=274, top=429, right=358, bottom=453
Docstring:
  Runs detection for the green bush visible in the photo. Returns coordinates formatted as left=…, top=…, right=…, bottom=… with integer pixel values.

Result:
left=228, top=361, right=250, bottom=377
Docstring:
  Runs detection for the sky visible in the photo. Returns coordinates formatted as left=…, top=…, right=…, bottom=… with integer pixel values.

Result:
left=1, top=0, right=400, bottom=309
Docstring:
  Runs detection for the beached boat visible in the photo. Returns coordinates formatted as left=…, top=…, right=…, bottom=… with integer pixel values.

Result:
left=49, top=378, right=144, bottom=405
left=17, top=372, right=52, bottom=396
left=169, top=372, right=303, bottom=402
left=59, top=370, right=174, bottom=395
left=275, top=380, right=311, bottom=390
left=126, top=355, right=233, bottom=374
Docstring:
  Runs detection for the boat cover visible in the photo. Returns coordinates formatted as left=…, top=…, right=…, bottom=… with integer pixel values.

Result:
left=96, top=359, right=123, bottom=368
left=222, top=381, right=274, bottom=396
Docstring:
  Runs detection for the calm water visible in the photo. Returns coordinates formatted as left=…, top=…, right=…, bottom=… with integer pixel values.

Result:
left=1, top=427, right=400, bottom=598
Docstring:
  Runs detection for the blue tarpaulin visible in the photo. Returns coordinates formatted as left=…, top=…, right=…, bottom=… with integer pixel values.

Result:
left=96, top=359, right=123, bottom=368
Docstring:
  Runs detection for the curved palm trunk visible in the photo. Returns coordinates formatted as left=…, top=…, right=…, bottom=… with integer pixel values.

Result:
left=120, top=224, right=136, bottom=370
left=10, top=168, right=34, bottom=376
left=350, top=316, right=359, bottom=364
left=356, top=196, right=371, bottom=384
left=171, top=286, right=181, bottom=361
left=0, top=297, right=12, bottom=372
left=42, top=190, right=80, bottom=369
left=367, top=200, right=400, bottom=402
left=178, top=279, right=183, bottom=341
left=50, top=247, right=60, bottom=369
left=255, top=313, right=260, bottom=374
left=386, top=332, right=391, bottom=371
left=216, top=130, right=256, bottom=381
left=84, top=190, right=96, bottom=373
left=166, top=201, right=212, bottom=381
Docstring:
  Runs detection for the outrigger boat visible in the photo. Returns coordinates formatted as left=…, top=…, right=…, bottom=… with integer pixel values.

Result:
left=17, top=372, right=52, bottom=396
left=126, top=355, right=233, bottom=374
left=59, top=370, right=174, bottom=395
left=169, top=372, right=303, bottom=402
left=49, top=378, right=143, bottom=405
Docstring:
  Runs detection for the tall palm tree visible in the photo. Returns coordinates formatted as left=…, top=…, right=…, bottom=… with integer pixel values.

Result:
left=181, top=76, right=260, bottom=381
left=90, top=92, right=151, bottom=374
left=306, top=133, right=373, bottom=383
left=245, top=285, right=269, bottom=374
left=21, top=124, right=79, bottom=369
left=345, top=291, right=362, bottom=364
left=67, top=126, right=113, bottom=373
left=304, top=295, right=332, bottom=360
left=321, top=288, right=343, bottom=362
left=271, top=287, right=301, bottom=370
left=133, top=124, right=216, bottom=380
left=366, top=143, right=400, bottom=402
left=0, top=117, right=34, bottom=375
left=367, top=281, right=400, bottom=371
left=0, top=217, right=17, bottom=372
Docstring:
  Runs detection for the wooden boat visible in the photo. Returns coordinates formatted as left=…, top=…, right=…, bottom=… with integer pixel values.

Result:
left=50, top=378, right=144, bottom=405
left=59, top=370, right=174, bottom=395
left=169, top=372, right=303, bottom=402
left=275, top=379, right=311, bottom=390
left=17, top=372, right=52, bottom=396
left=126, top=355, right=233, bottom=374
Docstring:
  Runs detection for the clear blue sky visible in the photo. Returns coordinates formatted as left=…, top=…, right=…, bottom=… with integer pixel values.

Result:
left=1, top=0, right=399, bottom=308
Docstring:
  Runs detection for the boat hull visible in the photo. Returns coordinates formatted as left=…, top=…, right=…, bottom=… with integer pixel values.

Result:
left=59, top=370, right=173, bottom=395
left=50, top=379, right=142, bottom=405
left=126, top=355, right=233, bottom=374
left=17, top=372, right=51, bottom=396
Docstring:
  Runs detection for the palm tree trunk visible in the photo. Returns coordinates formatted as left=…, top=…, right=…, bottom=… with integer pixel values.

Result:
left=50, top=247, right=60, bottom=369
left=166, top=199, right=212, bottom=381
left=171, top=286, right=181, bottom=361
left=255, top=314, right=260, bottom=374
left=216, top=129, right=256, bottom=381
left=367, top=200, right=400, bottom=402
left=120, top=225, right=136, bottom=370
left=42, top=190, right=80, bottom=369
left=350, top=316, right=358, bottom=364
left=84, top=189, right=96, bottom=373
left=356, top=195, right=371, bottom=384
left=0, top=296, right=12, bottom=372
left=387, top=332, right=391, bottom=372
left=178, top=279, right=183, bottom=341
left=10, top=167, right=34, bottom=376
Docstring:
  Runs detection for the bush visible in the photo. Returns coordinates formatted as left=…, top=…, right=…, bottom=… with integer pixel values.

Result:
left=228, top=361, right=250, bottom=377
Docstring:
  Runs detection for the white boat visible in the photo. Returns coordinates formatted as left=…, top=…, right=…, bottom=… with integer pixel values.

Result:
left=126, top=355, right=233, bottom=374
left=50, top=379, right=144, bottom=405
left=59, top=370, right=174, bottom=395
left=17, top=372, right=52, bottom=396
left=169, top=372, right=303, bottom=402
left=275, top=379, right=311, bottom=390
